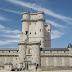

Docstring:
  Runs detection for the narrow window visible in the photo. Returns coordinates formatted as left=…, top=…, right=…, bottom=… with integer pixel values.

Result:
left=48, top=29, right=49, bottom=31
left=35, top=32, right=36, bottom=34
left=28, top=49, right=30, bottom=54
left=43, top=51, right=45, bottom=53
left=30, top=32, right=31, bottom=34
left=24, top=58, right=25, bottom=60
left=25, top=31, right=28, bottom=35
left=40, top=29, right=41, bottom=32
left=30, top=23, right=31, bottom=25
left=40, top=41, right=41, bottom=45
left=2, top=51, right=4, bottom=53
left=57, top=51, right=58, bottom=53
left=16, top=58, right=17, bottom=60
left=50, top=51, right=52, bottom=53
left=37, top=64, right=38, bottom=66
left=64, top=51, right=65, bottom=53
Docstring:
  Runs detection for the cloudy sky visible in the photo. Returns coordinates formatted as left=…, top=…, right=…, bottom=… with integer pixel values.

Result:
left=0, top=0, right=72, bottom=48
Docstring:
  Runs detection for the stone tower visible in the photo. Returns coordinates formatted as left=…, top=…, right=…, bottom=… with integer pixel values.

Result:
left=18, top=11, right=51, bottom=70
left=28, top=12, right=45, bottom=48
left=21, top=11, right=45, bottom=48
left=18, top=11, right=42, bottom=69
left=21, top=11, right=29, bottom=42
left=18, top=42, right=26, bottom=68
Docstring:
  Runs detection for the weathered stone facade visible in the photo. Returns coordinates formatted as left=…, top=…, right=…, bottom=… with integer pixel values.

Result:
left=0, top=11, right=72, bottom=71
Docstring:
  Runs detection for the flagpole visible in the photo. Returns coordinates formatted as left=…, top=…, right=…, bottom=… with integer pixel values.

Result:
left=31, top=8, right=32, bottom=13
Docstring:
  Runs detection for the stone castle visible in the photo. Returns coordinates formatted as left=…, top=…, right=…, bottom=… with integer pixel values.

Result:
left=0, top=11, right=72, bottom=71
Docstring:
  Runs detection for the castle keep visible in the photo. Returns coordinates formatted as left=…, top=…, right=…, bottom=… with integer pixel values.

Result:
left=0, top=11, right=72, bottom=71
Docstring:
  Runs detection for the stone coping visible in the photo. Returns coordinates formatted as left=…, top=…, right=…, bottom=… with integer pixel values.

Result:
left=21, top=19, right=45, bottom=22
left=22, top=11, right=44, bottom=15
left=18, top=41, right=40, bottom=45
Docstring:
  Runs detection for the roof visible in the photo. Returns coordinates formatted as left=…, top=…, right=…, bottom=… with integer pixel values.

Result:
left=67, top=43, right=72, bottom=48
left=40, top=48, right=69, bottom=51
left=0, top=48, right=19, bottom=51
left=4, top=62, right=13, bottom=65
left=0, top=48, right=69, bottom=51
left=29, top=62, right=36, bottom=65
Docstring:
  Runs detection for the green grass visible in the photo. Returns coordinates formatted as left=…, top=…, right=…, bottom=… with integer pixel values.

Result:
left=41, top=68, right=72, bottom=71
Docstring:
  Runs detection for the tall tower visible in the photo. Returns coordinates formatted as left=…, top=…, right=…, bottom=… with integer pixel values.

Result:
left=44, top=24, right=51, bottom=48
left=21, top=11, right=30, bottom=42
left=29, top=12, right=45, bottom=48
left=18, top=42, right=26, bottom=68
left=18, top=11, right=30, bottom=68
left=18, top=11, right=51, bottom=69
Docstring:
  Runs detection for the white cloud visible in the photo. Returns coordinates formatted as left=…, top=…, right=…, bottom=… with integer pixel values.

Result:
left=0, top=24, right=5, bottom=28
left=0, top=8, right=22, bottom=14
left=0, top=24, right=21, bottom=34
left=6, top=0, right=72, bottom=24
left=51, top=30, right=64, bottom=39
left=0, top=24, right=21, bottom=45
left=2, top=29, right=21, bottom=34
left=0, top=39, right=20, bottom=45
left=0, top=16, right=9, bottom=21
left=1, top=34, right=20, bottom=39
left=46, top=20, right=67, bottom=28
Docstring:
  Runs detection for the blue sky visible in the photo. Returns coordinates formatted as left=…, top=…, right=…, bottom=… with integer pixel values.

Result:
left=0, top=0, right=72, bottom=48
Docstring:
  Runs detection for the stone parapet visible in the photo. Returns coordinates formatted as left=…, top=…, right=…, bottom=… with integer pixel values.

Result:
left=21, top=19, right=45, bottom=22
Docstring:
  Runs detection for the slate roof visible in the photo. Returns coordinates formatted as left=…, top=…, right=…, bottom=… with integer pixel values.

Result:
left=4, top=62, right=13, bottom=65
left=67, top=43, right=72, bottom=48
left=0, top=48, right=19, bottom=51
left=0, top=48, right=69, bottom=51
left=40, top=48, right=69, bottom=51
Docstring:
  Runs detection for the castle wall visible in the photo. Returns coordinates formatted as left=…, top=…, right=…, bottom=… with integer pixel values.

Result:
left=0, top=49, right=72, bottom=69
left=44, top=24, right=51, bottom=48
left=25, top=42, right=40, bottom=66
left=41, top=57, right=71, bottom=67
left=0, top=51, right=19, bottom=69
left=40, top=50, right=72, bottom=67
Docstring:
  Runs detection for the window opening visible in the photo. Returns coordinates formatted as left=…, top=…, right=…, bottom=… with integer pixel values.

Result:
left=26, top=31, right=28, bottom=35
left=30, top=32, right=31, bottom=34
left=35, top=32, right=36, bottom=34
left=28, top=49, right=30, bottom=54
left=40, top=29, right=41, bottom=32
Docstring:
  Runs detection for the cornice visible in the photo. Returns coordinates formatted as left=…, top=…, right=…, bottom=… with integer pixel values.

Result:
left=21, top=19, right=45, bottom=22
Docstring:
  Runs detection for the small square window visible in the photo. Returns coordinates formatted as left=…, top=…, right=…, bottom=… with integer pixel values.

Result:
left=30, top=23, right=31, bottom=25
left=26, top=31, right=28, bottom=35
left=64, top=51, right=65, bottom=53
left=35, top=32, right=36, bottom=34
left=50, top=51, right=52, bottom=53
left=30, top=32, right=31, bottom=34
left=40, top=29, right=41, bottom=32
left=16, top=58, right=17, bottom=60
left=43, top=51, right=45, bottom=53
